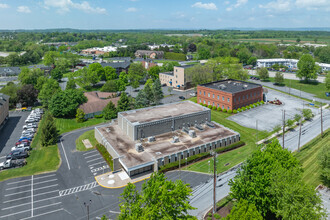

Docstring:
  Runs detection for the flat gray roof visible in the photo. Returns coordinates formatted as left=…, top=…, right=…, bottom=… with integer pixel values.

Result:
left=199, top=79, right=262, bottom=94
left=120, top=101, right=209, bottom=124
left=98, top=121, right=237, bottom=170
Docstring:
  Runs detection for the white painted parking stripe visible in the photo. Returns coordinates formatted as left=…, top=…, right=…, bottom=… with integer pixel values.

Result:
left=0, top=207, right=30, bottom=218
left=5, top=189, right=31, bottom=197
left=6, top=184, right=31, bottom=191
left=20, top=208, right=63, bottom=220
left=34, top=184, right=58, bottom=191
left=31, top=175, right=33, bottom=217
left=1, top=195, right=60, bottom=210
left=34, top=190, right=59, bottom=197
left=7, top=178, right=31, bottom=185
left=5, top=179, right=57, bottom=190
left=33, top=178, right=57, bottom=185
left=33, top=174, right=56, bottom=180
left=84, top=153, right=100, bottom=159
left=3, top=195, right=31, bottom=203
left=60, top=139, right=71, bottom=170
left=83, top=150, right=97, bottom=155
left=3, top=190, right=59, bottom=203
left=0, top=156, right=6, bottom=159
left=88, top=161, right=106, bottom=167
left=91, top=165, right=109, bottom=173
left=86, top=157, right=101, bottom=163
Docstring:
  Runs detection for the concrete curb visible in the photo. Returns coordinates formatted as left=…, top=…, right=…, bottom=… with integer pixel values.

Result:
left=94, top=172, right=150, bottom=189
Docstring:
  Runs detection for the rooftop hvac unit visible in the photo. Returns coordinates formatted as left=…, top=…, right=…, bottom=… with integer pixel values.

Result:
left=195, top=124, right=204, bottom=131
left=135, top=143, right=144, bottom=152
left=182, top=127, right=189, bottom=134
left=148, top=136, right=156, bottom=142
left=218, top=84, right=226, bottom=90
left=206, top=121, right=215, bottom=128
left=189, top=130, right=196, bottom=138
left=172, top=136, right=179, bottom=143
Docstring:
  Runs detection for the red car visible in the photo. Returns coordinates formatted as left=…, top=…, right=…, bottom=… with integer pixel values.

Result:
left=15, top=140, right=30, bottom=146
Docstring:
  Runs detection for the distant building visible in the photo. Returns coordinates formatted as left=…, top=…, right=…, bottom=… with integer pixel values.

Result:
left=159, top=65, right=194, bottom=89
left=197, top=79, right=263, bottom=110
left=79, top=92, right=120, bottom=119
left=141, top=60, right=158, bottom=70
left=0, top=93, right=10, bottom=128
left=0, top=67, right=21, bottom=76
left=28, top=64, right=52, bottom=74
left=100, top=61, right=131, bottom=74
left=135, top=50, right=164, bottom=59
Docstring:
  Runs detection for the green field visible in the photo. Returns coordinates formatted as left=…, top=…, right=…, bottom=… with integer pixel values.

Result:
left=0, top=113, right=60, bottom=181
left=76, top=130, right=98, bottom=151
left=55, top=117, right=107, bottom=134
left=293, top=129, right=330, bottom=188
left=185, top=103, right=269, bottom=174
left=266, top=77, right=329, bottom=100
left=235, top=38, right=330, bottom=44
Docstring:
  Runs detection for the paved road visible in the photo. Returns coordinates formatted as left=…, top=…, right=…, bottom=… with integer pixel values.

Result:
left=250, top=79, right=330, bottom=104
left=279, top=109, right=330, bottom=152
left=248, top=70, right=326, bottom=83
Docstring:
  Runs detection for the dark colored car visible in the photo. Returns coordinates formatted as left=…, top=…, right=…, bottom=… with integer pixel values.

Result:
left=27, top=107, right=32, bottom=111
left=6, top=150, right=29, bottom=160
left=179, top=96, right=186, bottom=100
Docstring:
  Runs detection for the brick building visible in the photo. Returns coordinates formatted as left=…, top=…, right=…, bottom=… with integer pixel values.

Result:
left=0, top=93, right=9, bottom=128
left=197, top=79, right=263, bottom=110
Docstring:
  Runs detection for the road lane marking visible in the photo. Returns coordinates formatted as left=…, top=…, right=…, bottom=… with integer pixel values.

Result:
left=20, top=208, right=63, bottom=220
left=60, top=138, right=70, bottom=170
left=5, top=179, right=57, bottom=190
left=3, top=190, right=59, bottom=203
left=59, top=181, right=98, bottom=196
left=86, top=157, right=100, bottom=163
left=83, top=150, right=97, bottom=155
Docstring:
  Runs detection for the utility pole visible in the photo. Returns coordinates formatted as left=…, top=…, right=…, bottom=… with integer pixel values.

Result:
left=256, top=120, right=258, bottom=146
left=84, top=200, right=92, bottom=220
left=213, top=152, right=217, bottom=215
left=179, top=155, right=181, bottom=179
left=282, top=110, right=285, bottom=149
left=321, top=102, right=323, bottom=138
left=298, top=117, right=302, bottom=152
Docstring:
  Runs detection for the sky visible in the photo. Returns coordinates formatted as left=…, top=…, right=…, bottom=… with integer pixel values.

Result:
left=0, top=0, right=329, bottom=29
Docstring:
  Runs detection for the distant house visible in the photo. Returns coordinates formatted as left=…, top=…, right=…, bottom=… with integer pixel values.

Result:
left=141, top=60, right=158, bottom=70
left=28, top=64, right=52, bottom=75
left=0, top=67, right=21, bottom=76
left=79, top=92, right=120, bottom=119
left=135, top=50, right=164, bottom=59
left=99, top=61, right=131, bottom=74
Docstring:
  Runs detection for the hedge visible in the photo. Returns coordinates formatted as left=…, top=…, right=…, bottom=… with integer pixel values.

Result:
left=233, top=110, right=237, bottom=114
left=208, top=105, right=213, bottom=109
left=217, top=107, right=222, bottom=111
left=158, top=141, right=245, bottom=173
left=96, top=144, right=114, bottom=170
left=222, top=108, right=227, bottom=113
left=228, top=109, right=232, bottom=114
left=164, top=52, right=186, bottom=61
left=94, top=114, right=103, bottom=118
left=212, top=106, right=217, bottom=110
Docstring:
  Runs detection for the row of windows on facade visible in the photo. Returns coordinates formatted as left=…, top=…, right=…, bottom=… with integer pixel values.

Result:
left=199, top=90, right=260, bottom=102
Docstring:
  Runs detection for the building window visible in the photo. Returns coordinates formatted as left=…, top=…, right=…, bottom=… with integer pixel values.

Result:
left=199, top=91, right=201, bottom=95
left=176, top=75, right=178, bottom=78
left=203, top=100, right=206, bottom=104
left=208, top=101, right=210, bottom=105
left=254, top=92, right=256, bottom=97
left=227, top=107, right=229, bottom=110
left=227, top=98, right=230, bottom=102
left=222, top=105, right=224, bottom=109
left=208, top=93, right=210, bottom=97
left=176, top=69, right=178, bottom=72
left=238, top=97, right=240, bottom=101
left=246, top=94, right=248, bottom=99
left=204, top=91, right=205, bottom=96
left=176, top=81, right=177, bottom=83
left=212, top=94, right=215, bottom=98
left=222, top=96, right=224, bottom=101
left=213, top=102, right=214, bottom=106
left=217, top=95, right=219, bottom=100
left=199, top=98, right=201, bottom=103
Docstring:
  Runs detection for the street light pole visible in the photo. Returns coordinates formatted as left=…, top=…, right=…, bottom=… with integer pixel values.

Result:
left=84, top=200, right=92, bottom=220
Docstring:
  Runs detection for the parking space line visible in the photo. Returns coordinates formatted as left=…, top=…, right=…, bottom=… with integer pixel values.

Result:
left=5, top=189, right=31, bottom=197
left=20, top=208, right=63, bottom=220
left=33, top=174, right=56, bottom=180
left=33, top=202, right=62, bottom=211
left=84, top=153, right=100, bottom=159
left=6, top=184, right=31, bottom=191
left=33, top=178, right=57, bottom=185
left=0, top=207, right=30, bottom=219
left=7, top=178, right=31, bottom=185
left=3, top=195, right=31, bottom=203
left=83, top=150, right=97, bottom=155
left=34, top=190, right=59, bottom=197
left=59, top=181, right=98, bottom=197
left=88, top=161, right=106, bottom=167
left=86, top=157, right=101, bottom=163
left=34, top=184, right=58, bottom=191
left=31, top=175, right=33, bottom=217
left=1, top=195, right=60, bottom=210
left=60, top=139, right=71, bottom=170
left=91, top=165, right=109, bottom=173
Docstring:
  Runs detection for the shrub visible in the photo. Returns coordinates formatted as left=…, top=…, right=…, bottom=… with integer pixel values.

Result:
left=200, top=103, right=204, bottom=106
left=212, top=106, right=217, bottom=110
left=233, top=110, right=237, bottom=114
left=94, top=114, right=103, bottom=118
left=203, top=104, right=208, bottom=107
left=214, top=213, right=221, bottom=219
left=76, top=108, right=85, bottom=123
left=222, top=108, right=227, bottom=113
left=208, top=105, right=213, bottom=109
left=214, top=141, right=245, bottom=154
left=228, top=109, right=233, bottom=114
left=261, top=100, right=265, bottom=104
left=237, top=108, right=241, bottom=112
left=217, top=107, right=222, bottom=111
left=207, top=217, right=212, bottom=220
left=249, top=104, right=253, bottom=108
left=208, top=212, right=212, bottom=217
left=242, top=107, right=246, bottom=111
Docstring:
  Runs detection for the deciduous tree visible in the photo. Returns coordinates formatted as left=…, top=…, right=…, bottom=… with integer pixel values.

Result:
left=104, top=66, right=117, bottom=81
left=319, top=144, right=330, bottom=187
left=66, top=77, right=76, bottom=90
left=274, top=72, right=284, bottom=85
left=75, top=108, right=85, bottom=123
left=103, top=101, right=117, bottom=120
left=297, top=54, right=318, bottom=82
left=257, top=67, right=269, bottom=81
left=17, top=84, right=38, bottom=106
left=128, top=63, right=146, bottom=89
left=226, top=199, right=263, bottom=220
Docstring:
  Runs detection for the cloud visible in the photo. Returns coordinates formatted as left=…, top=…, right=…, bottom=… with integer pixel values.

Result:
left=295, top=0, right=330, bottom=10
left=259, top=0, right=291, bottom=12
left=226, top=0, right=248, bottom=11
left=17, top=6, right=31, bottom=13
left=0, top=3, right=9, bottom=9
left=191, top=2, right=218, bottom=10
left=126, top=7, right=137, bottom=12
left=44, top=0, right=106, bottom=14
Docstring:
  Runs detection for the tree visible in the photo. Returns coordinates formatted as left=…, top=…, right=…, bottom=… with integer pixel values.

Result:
left=152, top=78, right=164, bottom=104
left=17, top=84, right=38, bottom=106
left=144, top=84, right=153, bottom=105
left=237, top=48, right=251, bottom=65
left=296, top=37, right=301, bottom=43
left=0, top=82, right=19, bottom=108
left=188, top=43, right=197, bottom=52
left=100, top=80, right=118, bottom=92
left=302, top=109, right=313, bottom=120
left=117, top=71, right=128, bottom=91
left=88, top=63, right=103, bottom=83
left=128, top=63, right=146, bottom=89
left=326, top=73, right=330, bottom=91
left=148, top=66, right=160, bottom=80
left=229, top=140, right=325, bottom=219
left=257, top=67, right=269, bottom=81
left=294, top=114, right=302, bottom=123
left=161, top=61, right=180, bottom=72
left=297, top=54, right=318, bottom=82
left=51, top=68, right=63, bottom=81
left=118, top=172, right=195, bottom=220
left=274, top=72, right=284, bottom=85
left=198, top=47, right=211, bottom=59
left=35, top=76, right=48, bottom=91
left=40, top=113, right=58, bottom=147
left=38, top=78, right=60, bottom=108
left=319, top=144, right=330, bottom=187
left=144, top=79, right=153, bottom=89
left=226, top=199, right=263, bottom=220
left=76, top=67, right=99, bottom=88
left=286, top=119, right=294, bottom=129
left=66, top=77, right=76, bottom=90
left=104, top=66, right=117, bottom=81
left=247, top=56, right=257, bottom=66
left=135, top=89, right=148, bottom=108
left=117, top=92, right=131, bottom=112
left=43, top=51, right=59, bottom=66
left=76, top=108, right=85, bottom=123
left=18, top=68, right=44, bottom=87
left=49, top=89, right=87, bottom=118
left=103, top=101, right=117, bottom=120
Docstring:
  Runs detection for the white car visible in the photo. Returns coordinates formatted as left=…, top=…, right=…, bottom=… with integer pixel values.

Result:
left=190, top=92, right=196, bottom=97
left=25, top=118, right=36, bottom=123
left=26, top=128, right=35, bottom=133
left=11, top=144, right=31, bottom=152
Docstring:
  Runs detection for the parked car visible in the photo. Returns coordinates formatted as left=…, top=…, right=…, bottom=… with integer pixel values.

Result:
left=15, top=141, right=30, bottom=147
left=6, top=150, right=29, bottom=160
left=27, top=107, right=32, bottom=111
left=0, top=159, right=27, bottom=170
left=11, top=144, right=31, bottom=152
left=189, top=92, right=196, bottom=97
left=26, top=128, right=35, bottom=133
left=25, top=118, right=36, bottom=123
left=179, top=96, right=186, bottom=100
left=19, top=137, right=32, bottom=142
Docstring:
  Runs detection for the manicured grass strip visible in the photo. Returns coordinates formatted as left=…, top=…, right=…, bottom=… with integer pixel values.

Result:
left=0, top=112, right=60, bottom=181
left=76, top=130, right=98, bottom=151
left=55, top=117, right=107, bottom=134
left=293, top=129, right=330, bottom=188
left=96, top=144, right=114, bottom=171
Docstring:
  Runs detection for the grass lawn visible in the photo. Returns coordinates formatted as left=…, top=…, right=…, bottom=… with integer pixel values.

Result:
left=76, top=130, right=98, bottom=151
left=293, top=129, right=330, bottom=188
left=0, top=112, right=60, bottom=182
left=185, top=101, right=269, bottom=174
left=55, top=117, right=107, bottom=134
left=266, top=77, right=329, bottom=100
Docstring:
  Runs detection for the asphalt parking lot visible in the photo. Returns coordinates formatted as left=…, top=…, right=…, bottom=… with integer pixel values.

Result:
left=227, top=88, right=318, bottom=131
left=0, top=111, right=30, bottom=159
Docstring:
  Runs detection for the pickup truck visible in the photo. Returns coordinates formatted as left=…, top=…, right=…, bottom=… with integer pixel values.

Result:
left=0, top=159, right=27, bottom=170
